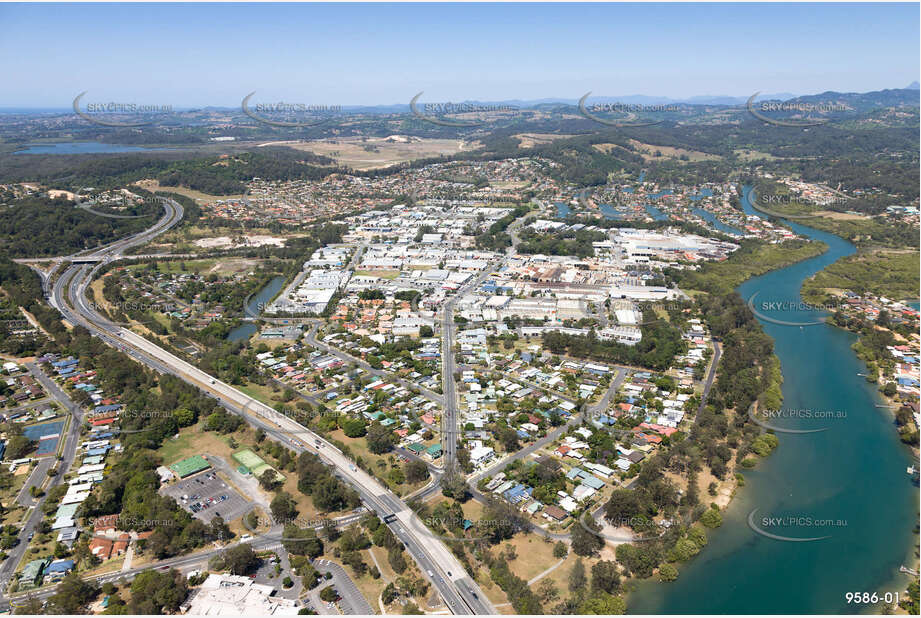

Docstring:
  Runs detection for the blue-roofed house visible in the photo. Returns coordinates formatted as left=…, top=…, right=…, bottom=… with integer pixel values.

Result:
left=44, top=559, right=75, bottom=582
left=93, top=404, right=123, bottom=415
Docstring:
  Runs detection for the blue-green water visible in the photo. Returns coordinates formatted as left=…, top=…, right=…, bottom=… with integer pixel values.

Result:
left=689, top=187, right=714, bottom=201
left=226, top=276, right=286, bottom=342
left=600, top=204, right=626, bottom=220
left=645, top=205, right=669, bottom=221
left=629, top=185, right=918, bottom=614
left=14, top=141, right=173, bottom=155
left=692, top=207, right=742, bottom=236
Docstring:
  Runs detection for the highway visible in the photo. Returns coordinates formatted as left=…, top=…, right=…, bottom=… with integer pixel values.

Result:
left=39, top=201, right=494, bottom=614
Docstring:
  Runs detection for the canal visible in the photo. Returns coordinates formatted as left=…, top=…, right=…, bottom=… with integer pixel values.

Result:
left=226, top=276, right=286, bottom=342
left=629, top=185, right=918, bottom=614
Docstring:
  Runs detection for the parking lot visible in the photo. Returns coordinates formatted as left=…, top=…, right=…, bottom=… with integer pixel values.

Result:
left=160, top=470, right=253, bottom=524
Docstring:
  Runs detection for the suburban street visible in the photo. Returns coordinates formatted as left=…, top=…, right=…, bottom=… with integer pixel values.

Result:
left=35, top=200, right=495, bottom=615
left=0, top=364, right=85, bottom=608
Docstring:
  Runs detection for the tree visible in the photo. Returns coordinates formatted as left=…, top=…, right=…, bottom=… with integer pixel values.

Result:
left=604, top=488, right=644, bottom=526
left=571, top=514, right=605, bottom=556
left=271, top=491, right=299, bottom=523
left=341, top=549, right=367, bottom=575
left=615, top=543, right=662, bottom=579
left=579, top=591, right=627, bottom=614
left=537, top=579, right=559, bottom=603
left=419, top=325, right=434, bottom=338
left=172, top=407, right=196, bottom=427
left=699, top=507, right=723, bottom=529
left=320, top=586, right=338, bottom=602
left=440, top=472, right=468, bottom=500
left=43, top=572, right=99, bottom=614
left=687, top=525, right=708, bottom=549
left=367, top=422, right=396, bottom=454
left=591, top=560, right=621, bottom=594
left=553, top=541, right=568, bottom=558
left=259, top=469, right=282, bottom=491
left=568, top=558, right=587, bottom=592
left=668, top=537, right=702, bottom=562
left=388, top=546, right=407, bottom=574
left=283, top=525, right=323, bottom=558
left=658, top=563, right=679, bottom=582
left=404, top=460, right=429, bottom=484
left=339, top=525, right=371, bottom=552
left=223, top=543, right=259, bottom=575
left=342, top=417, right=367, bottom=438
left=129, top=569, right=189, bottom=614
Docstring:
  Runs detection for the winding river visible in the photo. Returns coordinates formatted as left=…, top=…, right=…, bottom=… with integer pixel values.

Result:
left=628, top=185, right=918, bottom=614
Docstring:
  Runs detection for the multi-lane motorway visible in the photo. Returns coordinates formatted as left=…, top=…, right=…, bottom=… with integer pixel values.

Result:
left=38, top=198, right=494, bottom=614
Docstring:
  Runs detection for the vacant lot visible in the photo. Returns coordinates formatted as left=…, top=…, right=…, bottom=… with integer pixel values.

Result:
left=627, top=139, right=721, bottom=162
left=272, top=136, right=478, bottom=170
left=513, top=133, right=574, bottom=148
left=134, top=179, right=244, bottom=202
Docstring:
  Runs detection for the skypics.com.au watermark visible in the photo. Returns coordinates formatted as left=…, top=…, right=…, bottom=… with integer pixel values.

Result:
left=242, top=92, right=342, bottom=128
left=418, top=514, right=525, bottom=543
left=746, top=292, right=837, bottom=328
left=410, top=92, right=519, bottom=127
left=87, top=300, right=179, bottom=327
left=746, top=92, right=852, bottom=127
left=578, top=92, right=678, bottom=127
left=241, top=514, right=344, bottom=543
left=758, top=193, right=849, bottom=207
left=85, top=515, right=174, bottom=530
left=579, top=514, right=672, bottom=543
left=73, top=92, right=173, bottom=127
left=748, top=407, right=846, bottom=434
left=747, top=188, right=846, bottom=220
left=747, top=508, right=846, bottom=542
left=93, top=409, right=185, bottom=434
left=74, top=188, right=158, bottom=220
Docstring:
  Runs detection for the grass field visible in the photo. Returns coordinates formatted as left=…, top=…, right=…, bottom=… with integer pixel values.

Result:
left=134, top=179, right=244, bottom=202
left=354, top=270, right=401, bottom=280
left=802, top=249, right=920, bottom=304
left=275, top=136, right=478, bottom=170
left=503, top=533, right=564, bottom=582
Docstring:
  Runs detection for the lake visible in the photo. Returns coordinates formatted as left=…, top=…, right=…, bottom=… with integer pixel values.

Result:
left=14, top=141, right=173, bottom=155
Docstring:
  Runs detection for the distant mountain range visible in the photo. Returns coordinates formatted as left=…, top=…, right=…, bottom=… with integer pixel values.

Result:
left=3, top=84, right=918, bottom=114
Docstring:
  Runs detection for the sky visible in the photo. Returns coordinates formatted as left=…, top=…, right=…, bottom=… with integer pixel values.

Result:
left=1, top=2, right=918, bottom=108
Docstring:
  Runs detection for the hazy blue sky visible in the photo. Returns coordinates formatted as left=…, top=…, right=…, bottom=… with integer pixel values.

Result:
left=2, top=2, right=918, bottom=107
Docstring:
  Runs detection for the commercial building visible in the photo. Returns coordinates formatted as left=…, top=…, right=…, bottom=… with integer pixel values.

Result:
left=182, top=574, right=300, bottom=615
